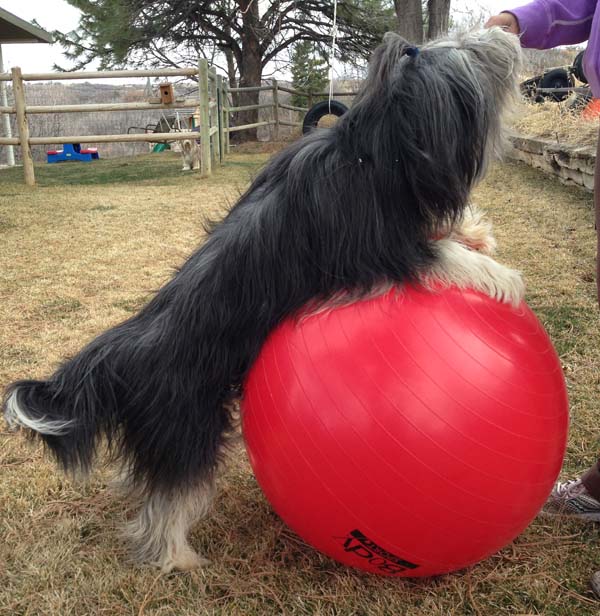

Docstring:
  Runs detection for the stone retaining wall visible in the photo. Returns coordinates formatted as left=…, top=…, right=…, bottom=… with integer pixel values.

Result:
left=507, top=135, right=596, bottom=191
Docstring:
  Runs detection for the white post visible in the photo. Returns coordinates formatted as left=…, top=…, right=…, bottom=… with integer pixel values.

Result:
left=0, top=45, right=16, bottom=167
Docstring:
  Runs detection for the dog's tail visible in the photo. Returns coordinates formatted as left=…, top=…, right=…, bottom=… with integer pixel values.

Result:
left=5, top=380, right=76, bottom=437
left=3, top=278, right=236, bottom=487
left=2, top=307, right=149, bottom=474
left=3, top=349, right=122, bottom=475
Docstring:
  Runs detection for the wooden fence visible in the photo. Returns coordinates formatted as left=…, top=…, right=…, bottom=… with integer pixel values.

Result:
left=0, top=58, right=357, bottom=186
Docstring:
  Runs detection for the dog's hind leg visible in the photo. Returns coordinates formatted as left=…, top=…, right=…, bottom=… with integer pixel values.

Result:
left=126, top=475, right=216, bottom=572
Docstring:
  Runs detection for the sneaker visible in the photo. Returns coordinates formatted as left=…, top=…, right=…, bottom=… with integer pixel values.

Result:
left=542, top=479, right=600, bottom=521
left=591, top=571, right=600, bottom=599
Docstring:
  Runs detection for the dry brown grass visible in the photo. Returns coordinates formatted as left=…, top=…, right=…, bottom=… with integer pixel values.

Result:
left=1, top=151, right=600, bottom=615
left=511, top=99, right=600, bottom=146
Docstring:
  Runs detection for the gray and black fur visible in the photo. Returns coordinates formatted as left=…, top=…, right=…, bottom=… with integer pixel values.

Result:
left=4, top=29, right=524, bottom=571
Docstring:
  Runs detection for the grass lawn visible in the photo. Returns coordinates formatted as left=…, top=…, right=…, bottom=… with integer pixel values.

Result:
left=1, top=149, right=600, bottom=615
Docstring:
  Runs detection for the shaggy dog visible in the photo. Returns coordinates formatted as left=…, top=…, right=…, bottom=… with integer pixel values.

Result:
left=181, top=138, right=201, bottom=171
left=4, top=29, right=524, bottom=572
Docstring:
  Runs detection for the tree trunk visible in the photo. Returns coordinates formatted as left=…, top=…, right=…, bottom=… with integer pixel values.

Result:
left=393, top=0, right=423, bottom=44
left=426, top=0, right=451, bottom=40
left=234, top=0, right=262, bottom=142
left=224, top=47, right=239, bottom=107
left=222, top=19, right=239, bottom=107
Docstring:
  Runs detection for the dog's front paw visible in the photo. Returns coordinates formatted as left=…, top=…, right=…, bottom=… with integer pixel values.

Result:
left=477, top=259, right=525, bottom=307
left=427, top=239, right=525, bottom=307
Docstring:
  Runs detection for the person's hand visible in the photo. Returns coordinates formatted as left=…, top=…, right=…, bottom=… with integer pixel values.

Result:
left=484, top=13, right=520, bottom=34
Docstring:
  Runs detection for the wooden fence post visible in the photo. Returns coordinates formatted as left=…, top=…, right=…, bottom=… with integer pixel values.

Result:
left=11, top=67, right=35, bottom=186
left=272, top=79, right=280, bottom=141
left=198, top=58, right=211, bottom=177
left=209, top=67, right=221, bottom=167
left=216, top=74, right=225, bottom=164
left=224, top=85, right=230, bottom=155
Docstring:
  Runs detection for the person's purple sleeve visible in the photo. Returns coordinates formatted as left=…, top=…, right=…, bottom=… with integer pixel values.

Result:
left=508, top=0, right=596, bottom=48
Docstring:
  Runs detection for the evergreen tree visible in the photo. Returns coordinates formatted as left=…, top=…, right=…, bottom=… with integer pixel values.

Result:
left=291, top=42, right=329, bottom=108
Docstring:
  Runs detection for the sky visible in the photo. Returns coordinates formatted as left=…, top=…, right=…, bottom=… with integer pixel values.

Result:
left=0, top=0, right=512, bottom=74
left=1, top=0, right=82, bottom=72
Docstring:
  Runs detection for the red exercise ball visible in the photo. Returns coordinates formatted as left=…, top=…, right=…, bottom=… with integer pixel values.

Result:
left=242, top=286, right=569, bottom=577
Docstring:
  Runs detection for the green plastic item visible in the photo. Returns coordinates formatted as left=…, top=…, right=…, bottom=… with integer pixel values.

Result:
left=153, top=143, right=171, bottom=153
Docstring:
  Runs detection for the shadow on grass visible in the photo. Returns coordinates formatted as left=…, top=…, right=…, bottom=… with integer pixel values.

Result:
left=0, top=152, right=265, bottom=188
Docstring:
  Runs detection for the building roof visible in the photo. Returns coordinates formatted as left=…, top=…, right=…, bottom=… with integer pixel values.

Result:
left=0, top=7, right=53, bottom=44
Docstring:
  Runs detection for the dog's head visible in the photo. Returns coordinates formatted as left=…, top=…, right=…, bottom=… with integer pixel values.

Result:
left=335, top=27, right=521, bottom=229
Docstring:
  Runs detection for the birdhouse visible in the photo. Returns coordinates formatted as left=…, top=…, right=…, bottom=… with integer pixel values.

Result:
left=159, top=83, right=174, bottom=104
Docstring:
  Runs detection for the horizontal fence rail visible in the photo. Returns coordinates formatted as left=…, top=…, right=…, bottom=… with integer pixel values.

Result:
left=0, top=60, right=357, bottom=185
left=0, top=68, right=199, bottom=82
left=277, top=85, right=312, bottom=97
left=228, top=85, right=274, bottom=93
left=0, top=131, right=199, bottom=146
left=229, top=103, right=274, bottom=113
left=279, top=103, right=309, bottom=113
left=329, top=91, right=359, bottom=97
left=0, top=99, right=200, bottom=115
left=228, top=121, right=273, bottom=133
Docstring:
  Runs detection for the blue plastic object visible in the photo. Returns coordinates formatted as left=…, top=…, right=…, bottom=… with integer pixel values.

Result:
left=47, top=143, right=100, bottom=163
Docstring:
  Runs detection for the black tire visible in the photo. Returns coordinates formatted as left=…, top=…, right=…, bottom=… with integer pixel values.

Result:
left=573, top=50, right=588, bottom=84
left=302, top=100, right=349, bottom=134
left=540, top=68, right=574, bottom=102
